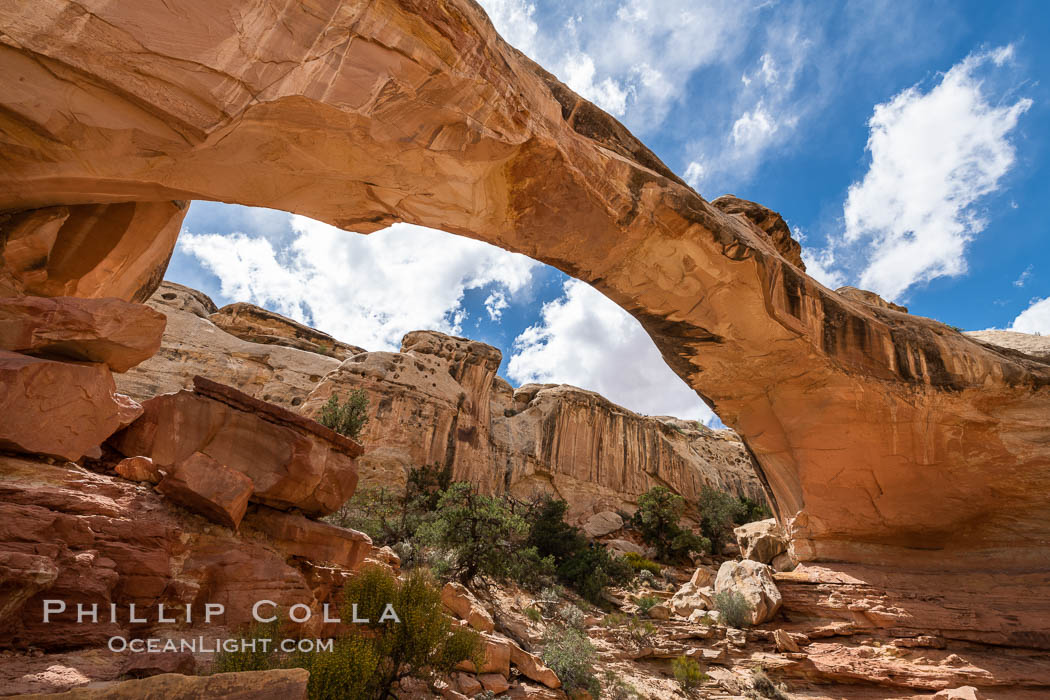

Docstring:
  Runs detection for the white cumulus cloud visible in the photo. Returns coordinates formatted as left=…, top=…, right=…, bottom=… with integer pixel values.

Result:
left=837, top=45, right=1031, bottom=302
left=507, top=279, right=716, bottom=423
left=178, top=215, right=539, bottom=351
left=1010, top=297, right=1050, bottom=335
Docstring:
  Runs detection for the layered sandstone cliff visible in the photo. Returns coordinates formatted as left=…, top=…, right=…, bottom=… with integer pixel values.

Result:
left=123, top=283, right=765, bottom=523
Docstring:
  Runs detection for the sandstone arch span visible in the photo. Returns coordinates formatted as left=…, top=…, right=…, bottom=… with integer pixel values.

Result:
left=2, top=0, right=1050, bottom=644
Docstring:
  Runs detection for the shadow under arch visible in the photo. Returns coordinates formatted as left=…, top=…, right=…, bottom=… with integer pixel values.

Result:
left=3, top=0, right=1050, bottom=652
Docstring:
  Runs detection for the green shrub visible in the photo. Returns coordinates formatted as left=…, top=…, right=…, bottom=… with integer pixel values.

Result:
left=635, top=595, right=660, bottom=615
left=336, top=566, right=481, bottom=697
left=736, top=496, right=772, bottom=524
left=713, top=590, right=753, bottom=628
left=633, top=486, right=710, bottom=562
left=622, top=552, right=661, bottom=575
left=602, top=612, right=626, bottom=628
left=525, top=607, right=543, bottom=623
left=213, top=568, right=479, bottom=699
left=292, top=636, right=381, bottom=700
left=672, top=655, right=708, bottom=693
left=698, top=485, right=747, bottom=554
left=556, top=543, right=631, bottom=604
left=541, top=626, right=600, bottom=697
left=417, top=483, right=554, bottom=586
left=623, top=616, right=656, bottom=647
left=318, top=389, right=369, bottom=440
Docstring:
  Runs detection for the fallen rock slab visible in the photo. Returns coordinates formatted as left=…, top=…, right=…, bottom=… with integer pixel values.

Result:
left=156, top=452, right=254, bottom=530
left=246, top=507, right=371, bottom=570
left=734, top=518, right=788, bottom=565
left=0, top=350, right=142, bottom=461
left=112, top=376, right=361, bottom=515
left=0, top=296, right=165, bottom=372
left=442, top=582, right=495, bottom=632
left=509, top=641, right=561, bottom=688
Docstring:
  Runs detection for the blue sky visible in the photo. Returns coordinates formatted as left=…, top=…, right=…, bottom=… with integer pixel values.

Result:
left=167, top=0, right=1050, bottom=425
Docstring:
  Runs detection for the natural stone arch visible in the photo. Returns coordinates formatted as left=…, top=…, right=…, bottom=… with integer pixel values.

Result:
left=3, top=0, right=1050, bottom=643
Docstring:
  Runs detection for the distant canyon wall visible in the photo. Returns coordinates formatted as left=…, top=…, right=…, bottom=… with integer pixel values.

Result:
left=117, top=283, right=766, bottom=522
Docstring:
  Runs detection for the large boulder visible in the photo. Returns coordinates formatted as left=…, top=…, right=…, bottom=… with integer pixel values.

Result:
left=734, top=518, right=788, bottom=565
left=156, top=451, right=254, bottom=530
left=670, top=581, right=714, bottom=618
left=715, top=560, right=782, bottom=625
left=111, top=376, right=361, bottom=516
left=583, top=511, right=623, bottom=538
left=0, top=296, right=165, bottom=372
left=0, top=350, right=141, bottom=460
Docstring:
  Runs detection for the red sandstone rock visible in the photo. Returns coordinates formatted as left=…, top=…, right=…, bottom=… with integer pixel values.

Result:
left=0, top=551, right=59, bottom=624
left=509, top=640, right=561, bottom=689
left=112, top=377, right=360, bottom=516
left=0, top=350, right=142, bottom=461
left=114, top=456, right=161, bottom=484
left=0, top=296, right=165, bottom=372
left=0, top=455, right=353, bottom=650
left=156, top=452, right=254, bottom=530
left=0, top=202, right=185, bottom=303
left=14, top=668, right=310, bottom=699
left=441, top=582, right=495, bottom=633
left=245, top=507, right=371, bottom=570
left=477, top=673, right=510, bottom=694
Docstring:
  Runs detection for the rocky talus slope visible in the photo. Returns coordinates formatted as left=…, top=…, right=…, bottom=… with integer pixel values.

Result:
left=119, top=283, right=765, bottom=524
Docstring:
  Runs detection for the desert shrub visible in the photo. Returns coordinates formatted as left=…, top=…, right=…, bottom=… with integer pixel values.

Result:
left=541, top=626, right=600, bottom=697
left=557, top=542, right=632, bottom=604
left=334, top=566, right=482, bottom=697
left=747, top=667, right=790, bottom=699
left=622, top=552, right=661, bottom=575
left=318, top=389, right=369, bottom=440
left=213, top=568, right=479, bottom=699
left=524, top=495, right=631, bottom=603
left=525, top=606, right=543, bottom=623
left=672, top=655, right=708, bottom=693
left=713, top=590, right=753, bottom=628
left=635, top=595, right=660, bottom=616
left=324, top=464, right=451, bottom=550
left=291, top=636, right=381, bottom=700
left=557, top=604, right=586, bottom=630
left=736, top=496, right=772, bottom=524
left=622, top=616, right=656, bottom=647
left=637, top=568, right=655, bottom=586
left=603, top=670, right=641, bottom=699
left=698, top=485, right=747, bottom=554
left=417, top=482, right=554, bottom=586
left=602, top=612, right=627, bottom=628
left=633, top=486, right=710, bottom=562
